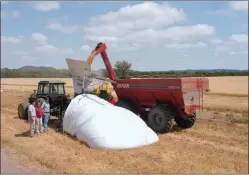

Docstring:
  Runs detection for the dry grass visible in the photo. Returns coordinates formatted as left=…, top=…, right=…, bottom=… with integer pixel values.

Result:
left=207, top=92, right=248, bottom=97
left=207, top=76, right=248, bottom=95
left=203, top=94, right=248, bottom=113
left=2, top=76, right=248, bottom=112
left=201, top=110, right=248, bottom=124
left=1, top=76, right=248, bottom=94
left=1, top=84, right=248, bottom=173
left=1, top=77, right=248, bottom=173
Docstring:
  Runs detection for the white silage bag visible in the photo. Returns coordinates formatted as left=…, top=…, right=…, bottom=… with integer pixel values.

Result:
left=63, top=94, right=159, bottom=149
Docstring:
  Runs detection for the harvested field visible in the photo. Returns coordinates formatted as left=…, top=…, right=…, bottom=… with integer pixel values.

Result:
left=207, top=76, right=248, bottom=95
left=1, top=76, right=248, bottom=111
left=1, top=77, right=248, bottom=173
left=1, top=76, right=248, bottom=94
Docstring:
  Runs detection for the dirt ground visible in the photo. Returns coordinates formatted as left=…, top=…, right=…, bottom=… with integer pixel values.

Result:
left=1, top=146, right=53, bottom=173
left=1, top=77, right=248, bottom=173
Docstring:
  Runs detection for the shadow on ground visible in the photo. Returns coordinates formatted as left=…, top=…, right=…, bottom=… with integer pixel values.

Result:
left=169, top=125, right=187, bottom=133
left=15, top=131, right=30, bottom=138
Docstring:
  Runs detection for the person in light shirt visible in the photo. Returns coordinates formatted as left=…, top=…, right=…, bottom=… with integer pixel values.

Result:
left=42, top=96, right=50, bottom=132
left=28, top=98, right=38, bottom=137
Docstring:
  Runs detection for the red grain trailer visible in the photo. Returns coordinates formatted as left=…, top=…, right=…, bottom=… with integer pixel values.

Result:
left=87, top=43, right=210, bottom=133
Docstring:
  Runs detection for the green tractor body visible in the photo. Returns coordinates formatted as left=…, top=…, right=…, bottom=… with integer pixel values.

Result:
left=18, top=80, right=71, bottom=126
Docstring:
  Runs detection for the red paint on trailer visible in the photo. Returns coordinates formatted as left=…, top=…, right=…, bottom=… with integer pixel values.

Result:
left=112, top=77, right=209, bottom=117
left=91, top=42, right=210, bottom=119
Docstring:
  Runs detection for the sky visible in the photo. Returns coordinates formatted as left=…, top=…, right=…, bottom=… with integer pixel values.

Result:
left=1, top=1, right=248, bottom=71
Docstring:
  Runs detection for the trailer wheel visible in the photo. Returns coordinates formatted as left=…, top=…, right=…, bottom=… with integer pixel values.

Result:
left=115, top=100, right=132, bottom=111
left=174, top=112, right=196, bottom=128
left=147, top=104, right=174, bottom=133
left=18, top=103, right=29, bottom=120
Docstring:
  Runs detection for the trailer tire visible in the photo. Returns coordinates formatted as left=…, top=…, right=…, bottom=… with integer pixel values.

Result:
left=174, top=112, right=196, bottom=128
left=147, top=104, right=174, bottom=133
left=18, top=103, right=29, bottom=120
left=115, top=100, right=132, bottom=111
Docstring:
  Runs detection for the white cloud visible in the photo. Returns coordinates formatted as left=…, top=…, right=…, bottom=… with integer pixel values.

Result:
left=60, top=48, right=74, bottom=55
left=1, top=1, right=8, bottom=5
left=21, top=55, right=39, bottom=61
left=36, top=44, right=58, bottom=54
left=47, top=22, right=80, bottom=34
left=12, top=11, right=21, bottom=18
left=158, top=25, right=215, bottom=42
left=209, top=1, right=248, bottom=17
left=165, top=42, right=206, bottom=49
left=18, top=36, right=24, bottom=40
left=84, top=2, right=215, bottom=47
left=215, top=35, right=248, bottom=56
left=213, top=52, right=219, bottom=57
left=1, top=11, right=4, bottom=18
left=90, top=2, right=185, bottom=29
left=1, top=11, right=21, bottom=19
left=106, top=1, right=121, bottom=2
left=229, top=50, right=248, bottom=56
left=110, top=43, right=143, bottom=51
left=230, top=34, right=248, bottom=44
left=229, top=1, right=248, bottom=12
left=209, top=38, right=223, bottom=44
left=27, top=1, right=60, bottom=12
left=31, top=33, right=48, bottom=45
left=1, top=36, right=22, bottom=44
left=80, top=45, right=91, bottom=51
left=216, top=45, right=228, bottom=52
left=13, top=50, right=29, bottom=56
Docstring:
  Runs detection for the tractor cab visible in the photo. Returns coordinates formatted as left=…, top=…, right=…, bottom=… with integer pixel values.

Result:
left=34, top=81, right=67, bottom=109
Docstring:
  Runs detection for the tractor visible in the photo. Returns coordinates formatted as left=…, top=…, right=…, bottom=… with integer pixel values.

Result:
left=17, top=80, right=71, bottom=130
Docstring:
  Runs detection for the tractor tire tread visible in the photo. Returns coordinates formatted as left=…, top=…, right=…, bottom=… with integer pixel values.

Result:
left=174, top=112, right=196, bottom=128
left=148, top=104, right=174, bottom=134
left=18, top=103, right=29, bottom=120
left=158, top=104, right=174, bottom=133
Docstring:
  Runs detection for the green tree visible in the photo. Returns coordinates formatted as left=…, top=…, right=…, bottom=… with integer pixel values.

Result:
left=114, top=61, right=132, bottom=78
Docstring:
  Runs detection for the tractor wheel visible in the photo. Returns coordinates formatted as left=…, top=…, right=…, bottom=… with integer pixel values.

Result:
left=18, top=103, right=28, bottom=120
left=147, top=104, right=174, bottom=133
left=174, top=112, right=196, bottom=128
left=115, top=100, right=132, bottom=111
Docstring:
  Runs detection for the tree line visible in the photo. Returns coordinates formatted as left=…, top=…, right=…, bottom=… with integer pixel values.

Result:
left=1, top=61, right=248, bottom=78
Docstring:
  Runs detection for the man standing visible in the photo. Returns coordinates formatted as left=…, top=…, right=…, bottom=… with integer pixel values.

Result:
left=28, top=98, right=38, bottom=137
left=42, top=96, right=50, bottom=132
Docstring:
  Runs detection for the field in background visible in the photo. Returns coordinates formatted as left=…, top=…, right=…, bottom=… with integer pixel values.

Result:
left=1, top=76, right=248, bottom=95
left=1, top=76, right=248, bottom=112
left=1, top=76, right=248, bottom=173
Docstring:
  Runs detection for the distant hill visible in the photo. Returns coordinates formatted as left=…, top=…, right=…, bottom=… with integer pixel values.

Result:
left=18, top=66, right=57, bottom=71
left=1, top=66, right=107, bottom=78
left=1, top=66, right=248, bottom=78
left=2, top=66, right=247, bottom=73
